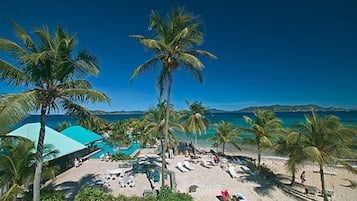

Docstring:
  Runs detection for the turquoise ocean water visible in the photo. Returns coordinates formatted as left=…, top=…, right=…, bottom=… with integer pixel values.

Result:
left=13, top=111, right=357, bottom=150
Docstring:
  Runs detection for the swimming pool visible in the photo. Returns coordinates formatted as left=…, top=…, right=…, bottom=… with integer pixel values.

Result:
left=89, top=141, right=141, bottom=159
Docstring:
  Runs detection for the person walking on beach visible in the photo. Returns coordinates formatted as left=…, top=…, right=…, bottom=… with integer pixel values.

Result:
left=300, top=171, right=306, bottom=184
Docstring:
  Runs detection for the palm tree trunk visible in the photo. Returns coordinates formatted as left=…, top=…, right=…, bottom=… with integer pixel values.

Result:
left=319, top=164, right=328, bottom=201
left=290, top=172, right=295, bottom=185
left=161, top=74, right=172, bottom=187
left=257, top=139, right=261, bottom=166
left=222, top=142, right=225, bottom=155
left=33, top=105, right=46, bottom=201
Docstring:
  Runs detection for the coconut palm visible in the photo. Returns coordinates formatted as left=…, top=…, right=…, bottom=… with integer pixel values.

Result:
left=182, top=100, right=210, bottom=149
left=0, top=23, right=110, bottom=200
left=274, top=128, right=306, bottom=185
left=293, top=111, right=357, bottom=201
left=208, top=120, right=241, bottom=155
left=130, top=7, right=216, bottom=186
left=243, top=110, right=283, bottom=166
left=142, top=101, right=183, bottom=150
left=0, top=136, right=58, bottom=201
left=107, top=120, right=131, bottom=148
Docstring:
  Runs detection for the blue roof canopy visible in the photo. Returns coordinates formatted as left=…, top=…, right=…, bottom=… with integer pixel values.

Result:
left=7, top=123, right=86, bottom=161
left=60, top=125, right=103, bottom=146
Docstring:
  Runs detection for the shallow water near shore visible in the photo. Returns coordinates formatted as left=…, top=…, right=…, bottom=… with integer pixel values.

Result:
left=12, top=111, right=357, bottom=149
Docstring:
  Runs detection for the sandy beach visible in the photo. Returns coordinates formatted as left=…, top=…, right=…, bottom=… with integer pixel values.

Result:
left=47, top=148, right=357, bottom=201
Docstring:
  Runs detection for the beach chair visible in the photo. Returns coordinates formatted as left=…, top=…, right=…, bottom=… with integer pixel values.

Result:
left=305, top=186, right=318, bottom=200
left=228, top=164, right=238, bottom=178
left=200, top=160, right=213, bottom=169
left=176, top=162, right=188, bottom=172
left=183, top=161, right=195, bottom=170
left=241, top=165, right=253, bottom=175
left=233, top=193, right=246, bottom=201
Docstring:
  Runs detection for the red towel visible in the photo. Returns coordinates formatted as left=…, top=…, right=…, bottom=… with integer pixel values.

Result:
left=221, top=190, right=228, bottom=201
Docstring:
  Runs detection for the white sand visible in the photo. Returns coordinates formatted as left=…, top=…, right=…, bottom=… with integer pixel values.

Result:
left=48, top=148, right=357, bottom=201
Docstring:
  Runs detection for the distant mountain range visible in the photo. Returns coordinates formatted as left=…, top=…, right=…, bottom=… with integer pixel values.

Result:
left=91, top=104, right=357, bottom=114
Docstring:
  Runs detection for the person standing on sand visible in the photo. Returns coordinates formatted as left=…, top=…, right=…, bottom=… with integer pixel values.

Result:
left=300, top=171, right=306, bottom=184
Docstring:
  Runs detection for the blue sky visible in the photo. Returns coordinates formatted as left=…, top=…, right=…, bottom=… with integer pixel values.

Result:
left=1, top=0, right=357, bottom=111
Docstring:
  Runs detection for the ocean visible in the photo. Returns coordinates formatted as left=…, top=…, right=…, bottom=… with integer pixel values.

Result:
left=12, top=111, right=357, bottom=149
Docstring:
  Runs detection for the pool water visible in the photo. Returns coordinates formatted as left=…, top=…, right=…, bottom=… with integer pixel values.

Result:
left=90, top=141, right=141, bottom=159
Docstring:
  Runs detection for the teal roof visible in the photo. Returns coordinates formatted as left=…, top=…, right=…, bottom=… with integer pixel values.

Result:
left=60, top=126, right=103, bottom=145
left=7, top=123, right=86, bottom=161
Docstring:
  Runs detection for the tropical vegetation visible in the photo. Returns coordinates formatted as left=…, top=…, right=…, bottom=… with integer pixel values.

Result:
left=0, top=136, right=59, bottom=201
left=291, top=111, right=357, bottom=201
left=130, top=6, right=216, bottom=186
left=208, top=120, right=241, bottom=155
left=182, top=100, right=210, bottom=149
left=0, top=23, right=110, bottom=201
left=242, top=110, right=283, bottom=166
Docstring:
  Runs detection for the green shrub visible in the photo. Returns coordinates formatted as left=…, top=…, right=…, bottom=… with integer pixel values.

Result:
left=74, top=187, right=115, bottom=201
left=23, top=187, right=65, bottom=201
left=156, top=185, right=192, bottom=201
left=112, top=153, right=134, bottom=161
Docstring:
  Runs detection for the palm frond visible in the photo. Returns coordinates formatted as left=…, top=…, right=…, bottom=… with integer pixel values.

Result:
left=32, top=26, right=51, bottom=50
left=184, top=49, right=217, bottom=59
left=179, top=52, right=204, bottom=68
left=12, top=21, right=35, bottom=50
left=0, top=60, right=28, bottom=85
left=130, top=58, right=160, bottom=81
left=0, top=38, right=24, bottom=52
left=61, top=88, right=111, bottom=104
left=0, top=91, right=39, bottom=127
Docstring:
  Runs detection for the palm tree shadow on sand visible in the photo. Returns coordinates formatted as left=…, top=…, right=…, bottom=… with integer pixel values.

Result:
left=49, top=173, right=111, bottom=200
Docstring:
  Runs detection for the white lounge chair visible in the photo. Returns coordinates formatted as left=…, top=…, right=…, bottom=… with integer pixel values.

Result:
left=176, top=162, right=188, bottom=172
left=200, top=160, right=213, bottom=169
left=233, top=193, right=246, bottom=201
left=228, top=164, right=238, bottom=178
left=241, top=165, right=253, bottom=175
left=183, top=161, right=195, bottom=170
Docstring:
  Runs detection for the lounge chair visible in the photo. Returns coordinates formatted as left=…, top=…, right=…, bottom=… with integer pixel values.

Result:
left=241, top=165, right=253, bottom=175
left=228, top=164, right=238, bottom=178
left=233, top=193, right=246, bottom=201
left=305, top=186, right=318, bottom=200
left=200, top=160, right=213, bottom=169
left=176, top=162, right=188, bottom=172
left=183, top=161, right=195, bottom=170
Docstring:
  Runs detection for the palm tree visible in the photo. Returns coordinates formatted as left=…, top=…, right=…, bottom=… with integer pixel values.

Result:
left=183, top=100, right=210, bottom=149
left=107, top=120, right=131, bottom=148
left=293, top=111, right=357, bottom=201
left=243, top=110, right=283, bottom=166
left=130, top=7, right=216, bottom=187
left=142, top=101, right=183, bottom=152
left=0, top=23, right=110, bottom=201
left=0, top=136, right=58, bottom=201
left=208, top=120, right=241, bottom=155
left=274, top=128, right=306, bottom=185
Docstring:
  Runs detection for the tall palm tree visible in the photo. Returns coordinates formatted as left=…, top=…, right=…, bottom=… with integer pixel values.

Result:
left=130, top=7, right=216, bottom=187
left=293, top=111, right=357, bottom=201
left=274, top=128, right=306, bottom=185
left=0, top=136, right=58, bottom=201
left=243, top=110, right=283, bottom=166
left=208, top=120, right=241, bottom=155
left=0, top=23, right=110, bottom=200
left=183, top=100, right=210, bottom=149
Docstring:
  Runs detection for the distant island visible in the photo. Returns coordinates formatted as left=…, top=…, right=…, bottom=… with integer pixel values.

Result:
left=91, top=104, right=356, bottom=114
